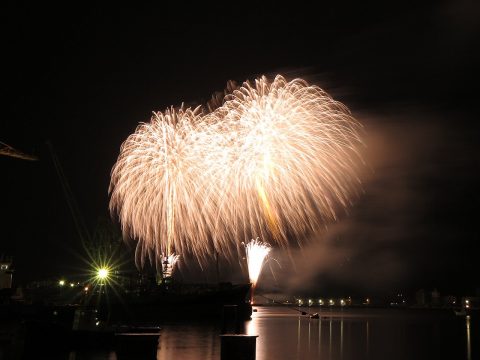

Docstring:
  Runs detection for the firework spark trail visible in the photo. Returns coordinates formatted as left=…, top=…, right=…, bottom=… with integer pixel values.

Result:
left=110, top=107, right=213, bottom=266
left=203, top=76, right=362, bottom=249
left=161, top=253, right=180, bottom=278
left=244, top=239, right=272, bottom=287
left=109, top=75, right=363, bottom=268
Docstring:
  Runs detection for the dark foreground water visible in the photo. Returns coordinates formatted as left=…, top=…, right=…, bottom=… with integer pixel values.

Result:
left=2, top=307, right=477, bottom=360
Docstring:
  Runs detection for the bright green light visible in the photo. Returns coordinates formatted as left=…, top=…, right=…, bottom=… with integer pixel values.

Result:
left=97, top=267, right=109, bottom=280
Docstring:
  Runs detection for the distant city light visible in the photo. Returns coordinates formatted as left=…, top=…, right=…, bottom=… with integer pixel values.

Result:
left=88, top=255, right=118, bottom=286
left=84, top=286, right=89, bottom=291
left=58, top=280, right=65, bottom=286
left=96, top=267, right=110, bottom=280
left=70, top=283, right=74, bottom=287
left=329, top=299, right=334, bottom=306
left=340, top=299, right=346, bottom=306
left=318, top=299, right=324, bottom=305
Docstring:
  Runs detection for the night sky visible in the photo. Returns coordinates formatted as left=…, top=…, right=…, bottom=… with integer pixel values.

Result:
left=1, top=2, right=479, bottom=296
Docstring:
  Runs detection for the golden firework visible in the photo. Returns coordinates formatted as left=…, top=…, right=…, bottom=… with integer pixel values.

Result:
left=109, top=75, right=363, bottom=267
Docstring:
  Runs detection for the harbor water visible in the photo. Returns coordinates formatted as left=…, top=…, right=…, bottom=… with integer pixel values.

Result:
left=1, top=307, right=477, bottom=360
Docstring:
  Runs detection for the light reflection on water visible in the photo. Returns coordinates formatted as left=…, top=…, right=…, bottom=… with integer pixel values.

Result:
left=466, top=315, right=471, bottom=360
left=7, top=307, right=476, bottom=359
left=246, top=307, right=476, bottom=360
left=155, top=322, right=218, bottom=360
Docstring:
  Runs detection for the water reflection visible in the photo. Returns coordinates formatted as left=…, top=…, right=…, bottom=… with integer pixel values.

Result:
left=297, top=316, right=301, bottom=355
left=329, top=316, right=333, bottom=357
left=318, top=316, right=322, bottom=356
left=308, top=318, right=311, bottom=352
left=340, top=316, right=343, bottom=360
left=245, top=307, right=474, bottom=360
left=156, top=323, right=218, bottom=360
left=366, top=320, right=369, bottom=358
left=68, top=350, right=117, bottom=360
left=466, top=315, right=471, bottom=360
left=5, top=307, right=475, bottom=360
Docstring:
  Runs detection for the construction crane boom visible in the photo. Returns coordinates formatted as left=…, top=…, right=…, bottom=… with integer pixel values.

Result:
left=46, top=141, right=91, bottom=244
left=0, top=141, right=37, bottom=161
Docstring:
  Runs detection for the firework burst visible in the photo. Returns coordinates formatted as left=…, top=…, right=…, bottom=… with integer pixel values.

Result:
left=109, top=75, right=363, bottom=268
left=161, top=253, right=180, bottom=278
left=244, top=238, right=272, bottom=287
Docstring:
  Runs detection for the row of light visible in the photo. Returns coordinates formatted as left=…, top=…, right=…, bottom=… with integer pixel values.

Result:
left=58, top=267, right=111, bottom=290
left=296, top=298, right=471, bottom=307
left=58, top=280, right=79, bottom=288
left=297, top=298, right=352, bottom=306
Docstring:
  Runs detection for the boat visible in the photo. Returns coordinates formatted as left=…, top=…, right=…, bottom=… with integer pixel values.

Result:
left=1, top=280, right=251, bottom=356
left=94, top=280, right=252, bottom=324
left=20, top=277, right=252, bottom=324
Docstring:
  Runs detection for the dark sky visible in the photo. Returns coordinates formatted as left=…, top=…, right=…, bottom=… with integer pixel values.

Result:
left=1, top=1, right=479, bottom=296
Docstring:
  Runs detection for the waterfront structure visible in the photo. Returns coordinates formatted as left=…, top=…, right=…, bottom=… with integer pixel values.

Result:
left=0, top=256, right=13, bottom=289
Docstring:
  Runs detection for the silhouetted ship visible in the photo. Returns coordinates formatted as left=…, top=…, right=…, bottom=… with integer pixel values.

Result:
left=1, top=276, right=251, bottom=355
left=95, top=279, right=252, bottom=324
left=14, top=273, right=252, bottom=325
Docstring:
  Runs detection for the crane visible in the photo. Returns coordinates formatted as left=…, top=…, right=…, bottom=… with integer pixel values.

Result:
left=0, top=141, right=37, bottom=161
left=46, top=141, right=90, bottom=245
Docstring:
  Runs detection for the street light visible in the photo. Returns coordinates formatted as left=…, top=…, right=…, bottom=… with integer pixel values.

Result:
left=96, top=267, right=110, bottom=281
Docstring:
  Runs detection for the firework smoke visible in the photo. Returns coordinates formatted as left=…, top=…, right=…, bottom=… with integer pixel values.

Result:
left=109, top=75, right=363, bottom=268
